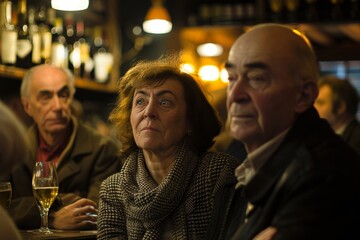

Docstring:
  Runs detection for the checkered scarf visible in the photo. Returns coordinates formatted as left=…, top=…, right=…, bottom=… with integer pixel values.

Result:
left=120, top=141, right=198, bottom=239
left=98, top=140, right=239, bottom=239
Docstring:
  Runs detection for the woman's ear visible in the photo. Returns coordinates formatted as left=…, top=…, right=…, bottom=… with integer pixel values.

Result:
left=294, top=81, right=319, bottom=113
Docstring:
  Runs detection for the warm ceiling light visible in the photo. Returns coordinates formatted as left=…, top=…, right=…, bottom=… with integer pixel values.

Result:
left=197, top=43, right=223, bottom=57
left=143, top=0, right=172, bottom=34
left=199, top=65, right=219, bottom=81
left=220, top=68, right=229, bottom=83
left=51, top=0, right=89, bottom=11
left=180, top=63, right=195, bottom=74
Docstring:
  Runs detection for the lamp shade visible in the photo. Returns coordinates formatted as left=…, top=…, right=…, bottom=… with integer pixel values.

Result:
left=51, top=0, right=89, bottom=11
left=143, top=2, right=172, bottom=34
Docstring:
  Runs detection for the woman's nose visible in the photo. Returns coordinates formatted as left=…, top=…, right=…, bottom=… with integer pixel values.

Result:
left=144, top=101, right=157, bottom=119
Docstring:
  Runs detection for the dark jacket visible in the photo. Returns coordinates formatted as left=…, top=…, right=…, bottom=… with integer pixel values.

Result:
left=225, top=139, right=247, bottom=162
left=9, top=118, right=121, bottom=229
left=206, top=107, right=360, bottom=240
left=341, top=119, right=360, bottom=156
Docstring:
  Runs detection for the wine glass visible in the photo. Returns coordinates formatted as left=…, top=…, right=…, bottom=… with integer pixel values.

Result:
left=32, top=161, right=59, bottom=234
left=0, top=182, right=12, bottom=209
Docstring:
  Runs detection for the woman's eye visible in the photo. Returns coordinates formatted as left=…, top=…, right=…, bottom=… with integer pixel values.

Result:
left=160, top=99, right=171, bottom=106
left=135, top=98, right=144, bottom=106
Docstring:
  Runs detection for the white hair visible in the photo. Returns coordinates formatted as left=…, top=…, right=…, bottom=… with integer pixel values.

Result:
left=20, top=64, right=76, bottom=99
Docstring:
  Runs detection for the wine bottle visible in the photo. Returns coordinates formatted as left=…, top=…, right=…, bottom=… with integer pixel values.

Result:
left=69, top=19, right=86, bottom=77
left=36, top=5, right=52, bottom=64
left=186, top=0, right=199, bottom=26
left=77, top=20, right=91, bottom=78
left=50, top=17, right=68, bottom=68
left=349, top=0, right=360, bottom=20
left=92, top=26, right=113, bottom=83
left=28, top=7, right=41, bottom=65
left=16, top=0, right=32, bottom=68
left=244, top=0, right=256, bottom=23
left=233, top=0, right=246, bottom=22
left=64, top=13, right=77, bottom=73
left=255, top=0, right=268, bottom=22
left=268, top=0, right=285, bottom=21
left=223, top=0, right=234, bottom=22
left=1, top=0, right=17, bottom=66
left=285, top=0, right=300, bottom=22
left=82, top=27, right=94, bottom=79
left=304, top=0, right=319, bottom=21
left=330, top=0, right=344, bottom=21
left=198, top=0, right=212, bottom=25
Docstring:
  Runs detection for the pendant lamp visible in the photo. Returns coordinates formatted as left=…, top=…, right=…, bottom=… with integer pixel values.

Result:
left=143, top=0, right=172, bottom=34
left=51, top=0, right=89, bottom=11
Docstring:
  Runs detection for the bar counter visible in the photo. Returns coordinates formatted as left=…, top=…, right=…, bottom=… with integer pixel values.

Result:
left=20, top=230, right=97, bottom=239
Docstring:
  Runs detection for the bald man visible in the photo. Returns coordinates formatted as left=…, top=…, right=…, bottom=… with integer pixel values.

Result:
left=206, top=24, right=360, bottom=240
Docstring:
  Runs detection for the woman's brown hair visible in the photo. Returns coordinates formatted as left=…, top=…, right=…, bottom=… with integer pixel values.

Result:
left=109, top=54, right=222, bottom=157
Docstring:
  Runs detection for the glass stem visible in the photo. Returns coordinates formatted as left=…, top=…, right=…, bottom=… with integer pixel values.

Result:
left=40, top=208, right=50, bottom=232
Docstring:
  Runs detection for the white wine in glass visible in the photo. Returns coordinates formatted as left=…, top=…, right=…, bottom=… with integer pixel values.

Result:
left=32, top=161, right=59, bottom=234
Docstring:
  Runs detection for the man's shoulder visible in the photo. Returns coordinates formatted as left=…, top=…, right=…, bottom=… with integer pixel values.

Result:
left=203, top=151, right=242, bottom=167
left=272, top=115, right=360, bottom=182
left=70, top=122, right=120, bottom=158
left=76, top=122, right=119, bottom=147
left=344, top=119, right=360, bottom=143
left=285, top=132, right=360, bottom=184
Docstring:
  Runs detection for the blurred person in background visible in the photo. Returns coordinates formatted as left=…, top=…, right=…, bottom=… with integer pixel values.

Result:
left=314, top=75, right=360, bottom=155
left=8, top=64, right=121, bottom=230
left=0, top=101, right=30, bottom=240
left=97, top=55, right=240, bottom=239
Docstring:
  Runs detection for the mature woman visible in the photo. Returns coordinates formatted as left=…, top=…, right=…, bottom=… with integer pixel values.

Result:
left=97, top=55, right=240, bottom=239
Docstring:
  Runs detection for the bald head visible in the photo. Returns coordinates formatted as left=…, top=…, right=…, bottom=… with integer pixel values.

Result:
left=241, top=24, right=312, bottom=47
left=230, top=24, right=319, bottom=84
left=21, top=64, right=75, bottom=99
left=226, top=24, right=320, bottom=152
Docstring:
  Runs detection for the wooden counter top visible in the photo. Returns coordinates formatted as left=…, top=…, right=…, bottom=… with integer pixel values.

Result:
left=20, top=230, right=97, bottom=240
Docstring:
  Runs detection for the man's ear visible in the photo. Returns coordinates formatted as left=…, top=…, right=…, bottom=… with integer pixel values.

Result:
left=335, top=100, right=346, bottom=115
left=21, top=96, right=32, bottom=117
left=294, top=81, right=319, bottom=113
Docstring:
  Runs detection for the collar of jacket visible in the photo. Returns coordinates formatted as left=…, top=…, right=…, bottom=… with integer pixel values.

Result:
left=242, top=107, right=320, bottom=204
left=24, top=116, right=94, bottom=181
left=342, top=118, right=359, bottom=140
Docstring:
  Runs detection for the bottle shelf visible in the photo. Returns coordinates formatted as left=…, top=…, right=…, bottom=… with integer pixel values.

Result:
left=181, top=23, right=360, bottom=61
left=186, top=0, right=360, bottom=28
left=0, top=65, right=117, bottom=94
